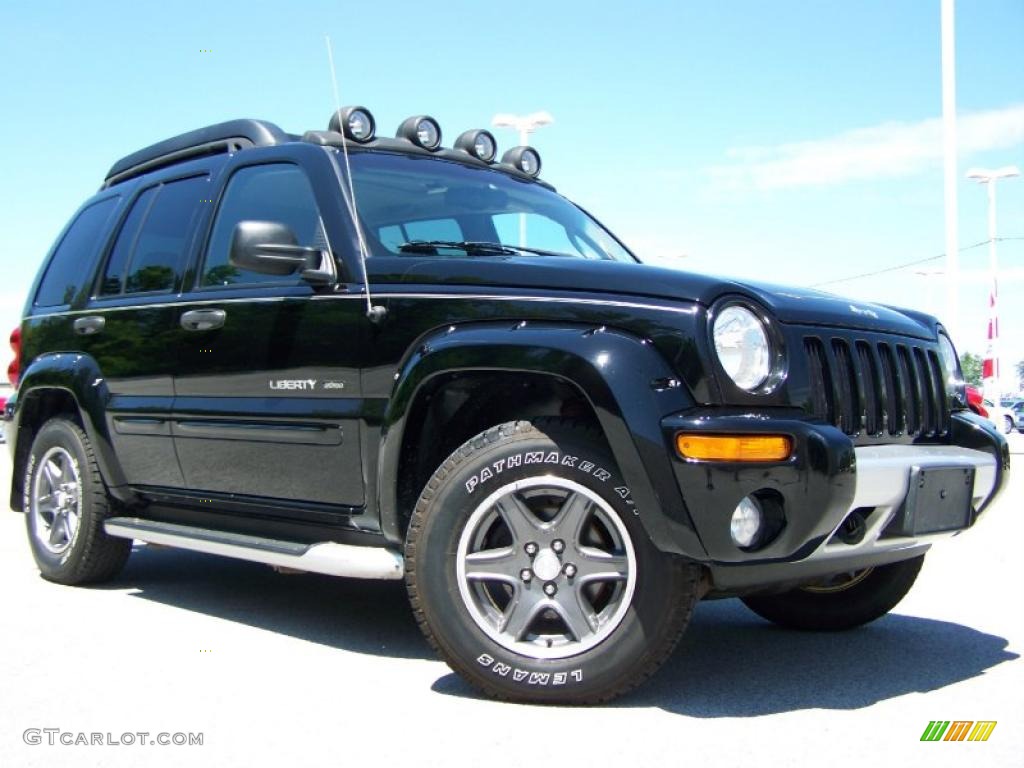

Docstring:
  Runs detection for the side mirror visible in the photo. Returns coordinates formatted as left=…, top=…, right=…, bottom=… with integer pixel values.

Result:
left=229, top=221, right=327, bottom=279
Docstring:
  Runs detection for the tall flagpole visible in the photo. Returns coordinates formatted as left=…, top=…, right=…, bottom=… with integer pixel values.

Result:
left=940, top=0, right=960, bottom=340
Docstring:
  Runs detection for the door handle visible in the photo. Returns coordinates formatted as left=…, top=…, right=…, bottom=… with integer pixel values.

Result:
left=73, top=315, right=105, bottom=336
left=180, top=309, right=226, bottom=331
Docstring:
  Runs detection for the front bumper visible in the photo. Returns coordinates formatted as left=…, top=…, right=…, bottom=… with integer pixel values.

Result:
left=661, top=409, right=1008, bottom=593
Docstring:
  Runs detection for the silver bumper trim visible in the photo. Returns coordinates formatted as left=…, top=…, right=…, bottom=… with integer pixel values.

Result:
left=808, top=444, right=998, bottom=564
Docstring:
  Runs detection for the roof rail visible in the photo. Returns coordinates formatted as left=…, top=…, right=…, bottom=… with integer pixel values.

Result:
left=102, top=119, right=288, bottom=188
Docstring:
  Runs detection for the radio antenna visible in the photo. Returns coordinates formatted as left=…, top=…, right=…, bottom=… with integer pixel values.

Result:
left=325, top=35, right=386, bottom=323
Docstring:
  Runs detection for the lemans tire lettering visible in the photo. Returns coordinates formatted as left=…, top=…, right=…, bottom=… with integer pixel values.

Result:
left=464, top=451, right=616, bottom=494
left=476, top=654, right=583, bottom=686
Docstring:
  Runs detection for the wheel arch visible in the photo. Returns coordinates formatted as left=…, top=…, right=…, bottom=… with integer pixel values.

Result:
left=375, top=321, right=708, bottom=558
left=10, top=353, right=129, bottom=511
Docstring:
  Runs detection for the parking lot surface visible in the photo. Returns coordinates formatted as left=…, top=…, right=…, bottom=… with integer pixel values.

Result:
left=1, top=435, right=1022, bottom=768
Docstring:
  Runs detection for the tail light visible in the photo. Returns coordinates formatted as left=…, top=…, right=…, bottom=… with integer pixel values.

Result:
left=8, top=327, right=20, bottom=387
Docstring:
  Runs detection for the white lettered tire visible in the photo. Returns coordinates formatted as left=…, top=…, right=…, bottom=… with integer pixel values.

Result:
left=405, top=419, right=701, bottom=704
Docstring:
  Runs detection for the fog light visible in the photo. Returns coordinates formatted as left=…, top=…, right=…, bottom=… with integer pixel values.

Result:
left=730, top=496, right=763, bottom=549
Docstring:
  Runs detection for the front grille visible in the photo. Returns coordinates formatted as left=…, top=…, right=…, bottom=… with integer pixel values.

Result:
left=804, top=335, right=949, bottom=439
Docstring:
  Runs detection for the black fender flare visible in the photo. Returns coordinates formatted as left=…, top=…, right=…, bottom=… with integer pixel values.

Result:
left=10, top=352, right=131, bottom=508
left=376, top=321, right=708, bottom=558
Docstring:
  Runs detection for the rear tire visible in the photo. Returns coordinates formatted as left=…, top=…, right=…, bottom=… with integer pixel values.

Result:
left=405, top=419, right=701, bottom=704
left=23, top=418, right=131, bottom=585
left=1003, top=415, right=1013, bottom=434
left=740, top=555, right=924, bottom=631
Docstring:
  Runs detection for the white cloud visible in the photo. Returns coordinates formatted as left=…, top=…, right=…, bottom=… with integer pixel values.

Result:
left=710, top=104, right=1024, bottom=190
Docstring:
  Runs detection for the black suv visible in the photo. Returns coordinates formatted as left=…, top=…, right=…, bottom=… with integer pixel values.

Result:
left=4, top=110, right=1009, bottom=704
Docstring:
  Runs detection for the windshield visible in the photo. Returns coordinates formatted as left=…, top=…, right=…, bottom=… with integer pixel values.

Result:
left=337, top=151, right=636, bottom=262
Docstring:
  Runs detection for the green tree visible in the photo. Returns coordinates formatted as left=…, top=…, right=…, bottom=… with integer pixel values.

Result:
left=960, top=351, right=983, bottom=387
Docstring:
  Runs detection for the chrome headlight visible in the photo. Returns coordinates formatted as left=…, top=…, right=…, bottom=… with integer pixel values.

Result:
left=938, top=331, right=966, bottom=406
left=712, top=305, right=772, bottom=391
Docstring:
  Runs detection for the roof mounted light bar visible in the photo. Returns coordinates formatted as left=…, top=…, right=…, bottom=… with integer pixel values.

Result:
left=328, top=106, right=376, bottom=143
left=396, top=115, right=442, bottom=151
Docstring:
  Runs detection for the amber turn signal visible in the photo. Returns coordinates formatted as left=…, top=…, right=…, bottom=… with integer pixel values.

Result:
left=675, top=433, right=792, bottom=462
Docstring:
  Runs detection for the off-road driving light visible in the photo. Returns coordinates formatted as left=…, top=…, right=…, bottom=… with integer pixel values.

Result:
left=501, top=146, right=542, bottom=177
left=397, top=115, right=442, bottom=150
left=730, top=496, right=764, bottom=549
left=712, top=304, right=772, bottom=391
left=455, top=129, right=498, bottom=162
left=676, top=433, right=792, bottom=462
left=328, top=106, right=376, bottom=143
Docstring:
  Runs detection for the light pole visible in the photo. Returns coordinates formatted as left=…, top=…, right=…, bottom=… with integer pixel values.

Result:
left=966, top=165, right=1020, bottom=402
left=940, top=0, right=959, bottom=340
left=492, top=111, right=554, bottom=245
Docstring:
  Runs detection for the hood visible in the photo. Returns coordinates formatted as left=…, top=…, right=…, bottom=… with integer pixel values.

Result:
left=368, top=256, right=937, bottom=339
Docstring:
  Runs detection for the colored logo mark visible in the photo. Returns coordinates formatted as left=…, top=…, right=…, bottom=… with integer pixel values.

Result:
left=920, top=720, right=997, bottom=742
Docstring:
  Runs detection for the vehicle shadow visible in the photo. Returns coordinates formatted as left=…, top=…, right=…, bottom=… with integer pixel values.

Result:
left=103, top=546, right=1017, bottom=714
left=103, top=544, right=433, bottom=661
left=432, top=598, right=1018, bottom=715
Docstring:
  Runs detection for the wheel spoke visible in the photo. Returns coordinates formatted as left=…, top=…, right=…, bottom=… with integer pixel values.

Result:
left=574, top=547, right=629, bottom=583
left=499, top=588, right=546, bottom=640
left=551, top=590, right=598, bottom=641
left=552, top=491, right=592, bottom=543
left=48, top=512, right=67, bottom=546
left=493, top=493, right=542, bottom=545
left=58, top=454, right=74, bottom=484
left=463, top=546, right=521, bottom=583
left=64, top=510, right=79, bottom=540
left=42, top=460, right=61, bottom=492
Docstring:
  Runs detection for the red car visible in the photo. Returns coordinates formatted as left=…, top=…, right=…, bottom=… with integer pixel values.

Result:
left=966, top=384, right=989, bottom=418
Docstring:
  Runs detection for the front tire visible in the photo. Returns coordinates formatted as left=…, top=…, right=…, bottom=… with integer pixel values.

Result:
left=1003, top=415, right=1013, bottom=434
left=740, top=555, right=924, bottom=631
left=405, top=419, right=701, bottom=704
left=23, top=418, right=131, bottom=585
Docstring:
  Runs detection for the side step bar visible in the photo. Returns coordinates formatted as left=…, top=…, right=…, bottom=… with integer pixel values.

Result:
left=104, top=517, right=404, bottom=580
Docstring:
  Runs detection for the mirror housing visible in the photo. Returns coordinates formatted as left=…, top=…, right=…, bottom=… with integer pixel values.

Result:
left=229, top=221, right=327, bottom=279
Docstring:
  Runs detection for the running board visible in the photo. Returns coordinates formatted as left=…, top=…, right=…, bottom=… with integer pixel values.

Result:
left=104, top=517, right=404, bottom=580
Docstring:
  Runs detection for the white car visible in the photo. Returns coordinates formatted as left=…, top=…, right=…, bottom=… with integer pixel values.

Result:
left=983, top=399, right=1017, bottom=434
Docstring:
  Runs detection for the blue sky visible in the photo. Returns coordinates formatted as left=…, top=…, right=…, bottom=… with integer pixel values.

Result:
left=1, top=1, right=1022, bottom=384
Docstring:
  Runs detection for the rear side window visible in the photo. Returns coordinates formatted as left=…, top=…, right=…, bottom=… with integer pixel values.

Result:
left=201, top=164, right=326, bottom=287
left=100, top=175, right=208, bottom=296
left=124, top=176, right=208, bottom=294
left=35, top=197, right=118, bottom=307
left=100, top=186, right=157, bottom=295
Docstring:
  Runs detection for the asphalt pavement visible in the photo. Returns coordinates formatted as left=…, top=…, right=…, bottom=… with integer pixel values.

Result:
left=1, top=434, right=1021, bottom=768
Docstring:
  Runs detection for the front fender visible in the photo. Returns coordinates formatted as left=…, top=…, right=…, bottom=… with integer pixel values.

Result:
left=377, top=321, right=709, bottom=559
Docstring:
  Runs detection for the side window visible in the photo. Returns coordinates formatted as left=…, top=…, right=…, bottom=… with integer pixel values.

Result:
left=100, top=186, right=158, bottom=295
left=35, top=197, right=118, bottom=307
left=122, top=176, right=208, bottom=294
left=201, top=164, right=326, bottom=287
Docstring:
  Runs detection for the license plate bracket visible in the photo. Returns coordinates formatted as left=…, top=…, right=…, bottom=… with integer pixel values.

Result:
left=886, top=466, right=975, bottom=537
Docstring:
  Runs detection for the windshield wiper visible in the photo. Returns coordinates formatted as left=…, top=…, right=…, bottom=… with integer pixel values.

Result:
left=397, top=240, right=577, bottom=258
left=397, top=240, right=518, bottom=256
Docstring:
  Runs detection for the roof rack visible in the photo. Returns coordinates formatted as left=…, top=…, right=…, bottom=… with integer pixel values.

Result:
left=102, top=119, right=289, bottom=188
